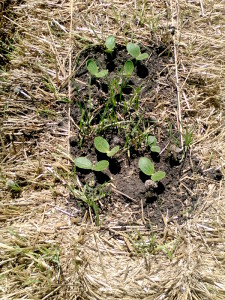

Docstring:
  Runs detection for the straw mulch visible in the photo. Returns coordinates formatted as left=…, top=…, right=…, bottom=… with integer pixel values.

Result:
left=0, top=1, right=224, bottom=299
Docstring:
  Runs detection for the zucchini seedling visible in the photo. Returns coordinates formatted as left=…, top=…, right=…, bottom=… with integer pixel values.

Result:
left=138, top=157, right=166, bottom=182
left=86, top=59, right=108, bottom=78
left=147, top=135, right=160, bottom=153
left=94, top=136, right=120, bottom=157
left=75, top=157, right=109, bottom=172
left=123, top=60, right=134, bottom=77
left=126, top=42, right=149, bottom=61
left=105, top=35, right=116, bottom=55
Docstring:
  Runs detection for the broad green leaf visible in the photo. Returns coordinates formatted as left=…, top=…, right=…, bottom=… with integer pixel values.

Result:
left=95, top=69, right=108, bottom=78
left=75, top=157, right=92, bottom=170
left=124, top=60, right=134, bottom=76
left=138, top=157, right=154, bottom=176
left=126, top=42, right=140, bottom=59
left=151, top=171, right=166, bottom=182
left=147, top=135, right=157, bottom=145
left=107, top=145, right=120, bottom=157
left=105, top=35, right=115, bottom=51
left=137, top=52, right=149, bottom=61
left=87, top=59, right=98, bottom=75
left=151, top=145, right=160, bottom=153
left=94, top=136, right=109, bottom=153
left=93, top=160, right=109, bottom=171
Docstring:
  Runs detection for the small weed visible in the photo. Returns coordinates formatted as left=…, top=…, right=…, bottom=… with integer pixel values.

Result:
left=71, top=183, right=109, bottom=226
left=131, top=227, right=157, bottom=255
left=183, top=127, right=193, bottom=151
left=155, top=239, right=180, bottom=260
left=179, top=127, right=193, bottom=162
left=6, top=180, right=22, bottom=193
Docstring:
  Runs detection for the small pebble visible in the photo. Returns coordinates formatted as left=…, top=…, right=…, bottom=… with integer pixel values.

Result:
left=112, top=136, right=121, bottom=145
left=145, top=179, right=158, bottom=190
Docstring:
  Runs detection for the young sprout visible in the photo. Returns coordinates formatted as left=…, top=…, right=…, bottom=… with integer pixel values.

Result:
left=86, top=59, right=108, bottom=78
left=75, top=157, right=109, bottom=172
left=183, top=127, right=193, bottom=151
left=147, top=135, right=160, bottom=153
left=123, top=60, right=134, bottom=77
left=105, top=35, right=116, bottom=55
left=126, top=42, right=149, bottom=61
left=94, top=136, right=120, bottom=157
left=138, top=157, right=166, bottom=182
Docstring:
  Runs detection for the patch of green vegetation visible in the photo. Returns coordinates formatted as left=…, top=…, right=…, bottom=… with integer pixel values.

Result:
left=94, top=136, right=119, bottom=157
left=87, top=59, right=108, bottom=78
left=138, top=157, right=166, bottom=182
left=70, top=183, right=109, bottom=226
left=147, top=135, right=161, bottom=153
left=105, top=35, right=115, bottom=55
left=123, top=60, right=134, bottom=77
left=126, top=42, right=149, bottom=61
left=75, top=157, right=109, bottom=172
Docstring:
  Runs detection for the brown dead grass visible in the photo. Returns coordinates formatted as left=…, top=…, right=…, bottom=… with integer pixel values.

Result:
left=0, top=0, right=224, bottom=299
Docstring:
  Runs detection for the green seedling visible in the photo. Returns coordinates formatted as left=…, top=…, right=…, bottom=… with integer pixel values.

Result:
left=183, top=127, right=193, bottom=151
left=75, top=157, right=109, bottom=172
left=123, top=60, right=134, bottom=77
left=179, top=127, right=193, bottom=162
left=138, top=157, right=166, bottom=182
left=86, top=59, right=108, bottom=78
left=126, top=42, right=149, bottom=61
left=94, top=136, right=119, bottom=157
left=147, top=135, right=160, bottom=153
left=105, top=35, right=115, bottom=55
left=70, top=183, right=109, bottom=226
left=6, top=180, right=22, bottom=193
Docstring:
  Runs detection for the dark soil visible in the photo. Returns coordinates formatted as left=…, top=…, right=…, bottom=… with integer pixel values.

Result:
left=68, top=42, right=221, bottom=228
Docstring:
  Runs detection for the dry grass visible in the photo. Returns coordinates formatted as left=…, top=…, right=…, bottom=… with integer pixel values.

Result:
left=0, top=0, right=224, bottom=299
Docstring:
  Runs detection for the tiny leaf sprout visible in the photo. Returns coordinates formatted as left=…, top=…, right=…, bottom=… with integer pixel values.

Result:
left=123, top=60, right=134, bottom=77
left=138, top=157, right=166, bottom=182
left=147, top=135, right=160, bottom=153
left=75, top=157, right=109, bottom=171
left=105, top=35, right=115, bottom=55
left=138, top=157, right=154, bottom=176
left=183, top=127, right=193, bottom=151
left=94, top=136, right=120, bottom=157
left=126, top=42, right=149, bottom=61
left=151, top=171, right=166, bottom=182
left=86, top=59, right=108, bottom=78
